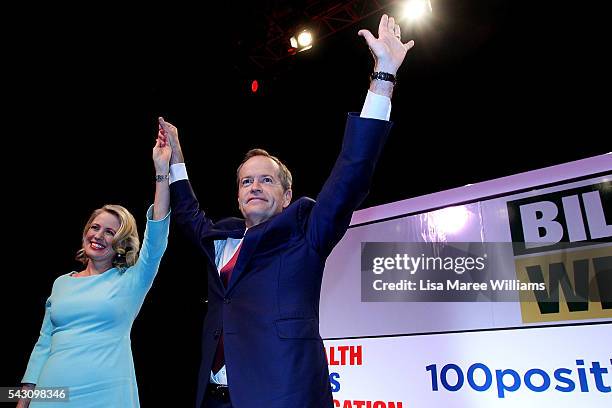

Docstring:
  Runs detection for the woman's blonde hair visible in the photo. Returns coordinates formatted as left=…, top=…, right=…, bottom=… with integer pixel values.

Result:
left=75, top=204, right=140, bottom=269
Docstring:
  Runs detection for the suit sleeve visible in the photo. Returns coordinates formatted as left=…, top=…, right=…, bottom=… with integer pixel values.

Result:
left=170, top=179, right=215, bottom=251
left=306, top=113, right=392, bottom=256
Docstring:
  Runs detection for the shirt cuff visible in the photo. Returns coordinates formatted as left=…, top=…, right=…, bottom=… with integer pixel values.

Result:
left=360, top=90, right=391, bottom=121
left=169, top=163, right=188, bottom=184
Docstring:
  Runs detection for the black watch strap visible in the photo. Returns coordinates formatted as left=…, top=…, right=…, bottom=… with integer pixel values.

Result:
left=370, top=71, right=396, bottom=85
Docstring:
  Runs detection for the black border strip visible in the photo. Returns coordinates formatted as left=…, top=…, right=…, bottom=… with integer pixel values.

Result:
left=323, top=320, right=612, bottom=341
left=350, top=170, right=612, bottom=229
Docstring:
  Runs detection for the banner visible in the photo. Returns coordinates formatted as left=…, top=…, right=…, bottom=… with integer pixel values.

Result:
left=320, top=155, right=611, bottom=406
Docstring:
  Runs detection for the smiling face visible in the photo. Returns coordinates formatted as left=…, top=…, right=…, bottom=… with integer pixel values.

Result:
left=82, top=211, right=121, bottom=267
left=237, top=155, right=292, bottom=227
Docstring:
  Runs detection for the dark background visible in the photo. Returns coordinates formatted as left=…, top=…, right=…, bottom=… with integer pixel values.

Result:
left=3, top=0, right=610, bottom=406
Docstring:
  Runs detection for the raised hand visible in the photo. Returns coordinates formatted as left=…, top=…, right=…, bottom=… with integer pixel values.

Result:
left=152, top=121, right=171, bottom=220
left=153, top=126, right=171, bottom=174
left=358, top=14, right=415, bottom=75
left=158, top=117, right=184, bottom=164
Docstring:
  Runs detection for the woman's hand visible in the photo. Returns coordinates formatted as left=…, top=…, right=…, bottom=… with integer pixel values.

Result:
left=153, top=127, right=171, bottom=175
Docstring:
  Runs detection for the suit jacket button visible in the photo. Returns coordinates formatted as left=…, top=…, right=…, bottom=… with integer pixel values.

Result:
left=223, top=298, right=231, bottom=304
left=213, top=329, right=221, bottom=338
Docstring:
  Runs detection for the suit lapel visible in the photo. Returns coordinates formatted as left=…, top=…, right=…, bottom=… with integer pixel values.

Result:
left=226, top=221, right=266, bottom=293
left=205, top=218, right=246, bottom=296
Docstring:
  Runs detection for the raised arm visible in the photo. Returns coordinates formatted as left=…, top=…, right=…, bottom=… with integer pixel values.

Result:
left=307, top=14, right=414, bottom=255
left=153, top=124, right=171, bottom=220
left=158, top=117, right=216, bottom=254
left=120, top=127, right=172, bottom=293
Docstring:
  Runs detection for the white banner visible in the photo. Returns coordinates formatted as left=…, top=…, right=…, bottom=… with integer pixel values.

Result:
left=320, top=155, right=611, bottom=406
left=324, top=324, right=611, bottom=407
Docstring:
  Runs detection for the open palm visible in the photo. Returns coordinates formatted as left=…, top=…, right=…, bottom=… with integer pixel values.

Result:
left=358, top=14, right=414, bottom=74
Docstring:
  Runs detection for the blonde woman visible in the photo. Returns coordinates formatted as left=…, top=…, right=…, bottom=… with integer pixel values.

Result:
left=17, top=129, right=171, bottom=408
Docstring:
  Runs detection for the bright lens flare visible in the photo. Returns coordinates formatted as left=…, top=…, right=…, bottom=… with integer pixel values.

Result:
left=431, top=206, right=470, bottom=235
left=402, top=0, right=432, bottom=21
left=297, top=31, right=313, bottom=47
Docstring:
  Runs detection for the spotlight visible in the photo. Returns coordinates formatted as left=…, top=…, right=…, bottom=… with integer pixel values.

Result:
left=289, top=29, right=314, bottom=53
left=297, top=31, right=312, bottom=47
left=401, top=0, right=432, bottom=22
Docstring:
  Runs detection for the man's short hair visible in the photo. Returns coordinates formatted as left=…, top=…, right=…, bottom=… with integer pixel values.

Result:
left=236, top=149, right=292, bottom=191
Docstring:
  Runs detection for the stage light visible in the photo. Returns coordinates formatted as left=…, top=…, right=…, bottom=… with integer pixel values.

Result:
left=297, top=30, right=312, bottom=47
left=289, top=29, right=314, bottom=53
left=401, top=0, right=432, bottom=22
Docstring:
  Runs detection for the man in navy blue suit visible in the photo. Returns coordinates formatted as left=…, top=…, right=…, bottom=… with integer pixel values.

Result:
left=159, top=14, right=414, bottom=408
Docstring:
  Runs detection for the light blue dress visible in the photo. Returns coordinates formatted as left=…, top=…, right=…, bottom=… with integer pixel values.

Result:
left=22, top=206, right=170, bottom=408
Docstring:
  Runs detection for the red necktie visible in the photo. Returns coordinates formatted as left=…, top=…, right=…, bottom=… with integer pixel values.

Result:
left=212, top=243, right=242, bottom=374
